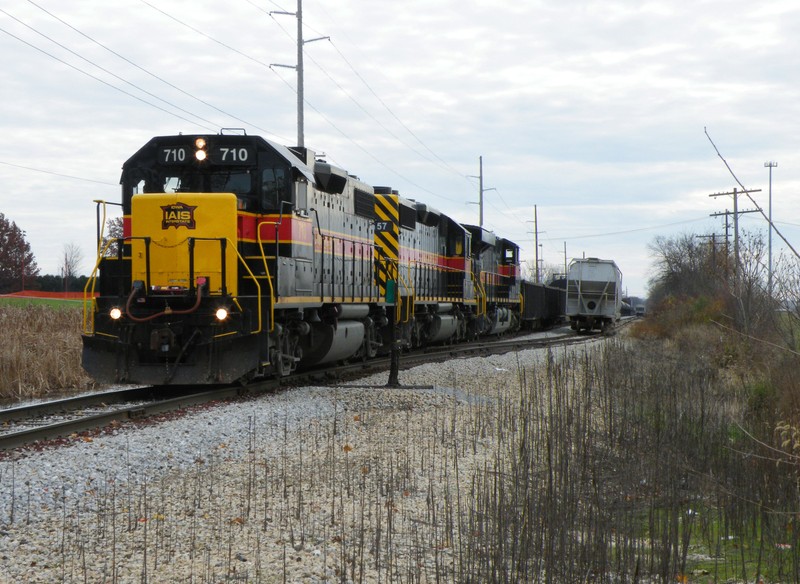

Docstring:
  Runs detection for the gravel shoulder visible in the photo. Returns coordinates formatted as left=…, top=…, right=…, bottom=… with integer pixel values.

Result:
left=0, top=337, right=599, bottom=583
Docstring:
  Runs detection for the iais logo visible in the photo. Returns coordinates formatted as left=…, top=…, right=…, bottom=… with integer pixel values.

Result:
left=161, top=202, right=198, bottom=230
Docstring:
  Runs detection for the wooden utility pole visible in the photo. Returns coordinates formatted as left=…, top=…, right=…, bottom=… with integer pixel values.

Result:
left=708, top=187, right=760, bottom=284
left=696, top=233, right=725, bottom=272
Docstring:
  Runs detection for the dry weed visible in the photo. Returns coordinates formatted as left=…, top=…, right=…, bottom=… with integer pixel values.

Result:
left=0, top=305, right=93, bottom=400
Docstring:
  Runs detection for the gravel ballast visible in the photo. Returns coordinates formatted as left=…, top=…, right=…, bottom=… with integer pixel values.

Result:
left=0, top=338, right=592, bottom=583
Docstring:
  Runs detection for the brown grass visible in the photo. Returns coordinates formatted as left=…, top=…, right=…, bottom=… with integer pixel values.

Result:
left=0, top=304, right=94, bottom=401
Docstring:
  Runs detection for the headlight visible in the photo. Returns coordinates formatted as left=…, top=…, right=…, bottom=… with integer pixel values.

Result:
left=109, top=307, right=123, bottom=320
left=215, top=308, right=229, bottom=321
left=195, top=137, right=208, bottom=161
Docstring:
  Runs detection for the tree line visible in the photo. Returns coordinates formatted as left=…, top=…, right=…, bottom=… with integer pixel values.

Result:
left=0, top=212, right=89, bottom=294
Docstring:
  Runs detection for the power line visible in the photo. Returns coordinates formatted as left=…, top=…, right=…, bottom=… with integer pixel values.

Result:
left=543, top=216, right=711, bottom=242
left=2, top=7, right=223, bottom=131
left=272, top=64, right=460, bottom=203
left=10, top=1, right=520, bottom=223
left=704, top=127, right=800, bottom=261
left=254, top=0, right=479, bottom=200
left=25, top=0, right=286, bottom=142
left=0, top=160, right=117, bottom=186
left=0, top=23, right=217, bottom=131
left=327, top=38, right=466, bottom=180
left=139, top=0, right=274, bottom=70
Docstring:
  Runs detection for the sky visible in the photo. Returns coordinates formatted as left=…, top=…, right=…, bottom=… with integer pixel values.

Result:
left=3, top=0, right=800, bottom=297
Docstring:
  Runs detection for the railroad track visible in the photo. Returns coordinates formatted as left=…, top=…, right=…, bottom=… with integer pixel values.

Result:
left=0, top=323, right=621, bottom=452
left=0, top=384, right=279, bottom=451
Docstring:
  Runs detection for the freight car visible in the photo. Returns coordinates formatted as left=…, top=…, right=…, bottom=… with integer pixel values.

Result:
left=565, top=258, right=622, bottom=332
left=82, top=132, right=545, bottom=386
left=520, top=280, right=564, bottom=330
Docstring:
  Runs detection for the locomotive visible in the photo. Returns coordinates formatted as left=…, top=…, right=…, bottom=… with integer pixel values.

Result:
left=81, top=131, right=558, bottom=386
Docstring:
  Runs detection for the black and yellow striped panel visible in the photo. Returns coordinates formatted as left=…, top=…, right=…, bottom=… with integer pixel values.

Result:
left=374, top=193, right=399, bottom=296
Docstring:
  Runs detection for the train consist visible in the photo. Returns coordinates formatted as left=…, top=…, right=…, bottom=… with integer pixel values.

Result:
left=81, top=132, right=565, bottom=386
left=565, top=258, right=622, bottom=332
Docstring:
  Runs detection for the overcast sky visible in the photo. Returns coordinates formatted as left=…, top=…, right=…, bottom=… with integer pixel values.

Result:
left=3, top=0, right=800, bottom=296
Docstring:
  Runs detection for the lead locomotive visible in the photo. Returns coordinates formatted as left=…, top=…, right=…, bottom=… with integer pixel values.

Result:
left=81, top=132, right=534, bottom=386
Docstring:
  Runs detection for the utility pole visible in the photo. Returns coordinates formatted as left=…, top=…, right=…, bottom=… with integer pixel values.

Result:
left=478, top=156, right=484, bottom=227
left=696, top=233, right=724, bottom=270
left=526, top=210, right=542, bottom=283
left=468, top=156, right=496, bottom=227
left=295, top=0, right=304, bottom=147
left=270, top=0, right=329, bottom=147
left=709, top=187, right=760, bottom=285
left=534, top=205, right=539, bottom=283
left=765, top=161, right=777, bottom=295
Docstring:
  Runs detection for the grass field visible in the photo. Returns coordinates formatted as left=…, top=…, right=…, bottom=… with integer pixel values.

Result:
left=0, top=296, right=84, bottom=309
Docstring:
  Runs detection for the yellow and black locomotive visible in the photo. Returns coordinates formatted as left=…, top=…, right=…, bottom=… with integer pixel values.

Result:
left=82, top=132, right=536, bottom=386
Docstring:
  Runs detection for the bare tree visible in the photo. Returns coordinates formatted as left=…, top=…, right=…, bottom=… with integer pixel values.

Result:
left=647, top=232, right=727, bottom=304
left=60, top=243, right=83, bottom=292
left=733, top=230, right=775, bottom=335
left=649, top=230, right=776, bottom=335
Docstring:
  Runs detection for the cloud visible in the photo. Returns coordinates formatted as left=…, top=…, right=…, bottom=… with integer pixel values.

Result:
left=3, top=0, right=800, bottom=296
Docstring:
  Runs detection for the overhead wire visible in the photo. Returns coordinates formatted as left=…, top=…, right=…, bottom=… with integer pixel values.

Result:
left=249, top=1, right=486, bottom=204
left=9, top=1, right=545, bottom=239
left=326, top=38, right=466, bottom=179
left=267, top=64, right=458, bottom=203
left=134, top=0, right=464, bottom=204
left=11, top=0, right=505, bottom=211
left=0, top=17, right=217, bottom=131
left=542, top=215, right=713, bottom=242
left=0, top=160, right=117, bottom=186
left=704, top=127, right=800, bottom=261
left=307, top=1, right=465, bottom=181
left=1, top=7, right=223, bottom=131
left=25, top=0, right=291, bottom=144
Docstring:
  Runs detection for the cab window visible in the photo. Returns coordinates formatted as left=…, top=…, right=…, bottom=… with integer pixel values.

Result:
left=261, top=167, right=288, bottom=210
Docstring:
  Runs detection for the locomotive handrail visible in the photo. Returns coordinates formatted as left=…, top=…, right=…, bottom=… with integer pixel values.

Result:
left=82, top=238, right=118, bottom=334
left=473, top=271, right=487, bottom=316
left=398, top=262, right=414, bottom=323
left=395, top=267, right=413, bottom=323
left=225, top=237, right=262, bottom=334
left=83, top=236, right=262, bottom=335
left=92, top=199, right=123, bottom=256
left=256, top=220, right=278, bottom=332
left=177, top=236, right=263, bottom=333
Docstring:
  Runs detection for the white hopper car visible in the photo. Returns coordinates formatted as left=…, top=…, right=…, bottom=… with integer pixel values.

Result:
left=565, top=258, right=622, bottom=332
